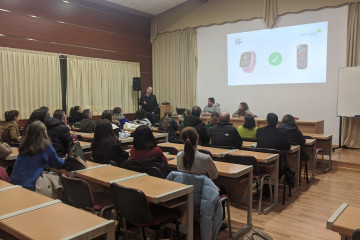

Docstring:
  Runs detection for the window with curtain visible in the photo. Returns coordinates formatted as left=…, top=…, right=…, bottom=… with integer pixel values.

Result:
left=66, top=55, right=140, bottom=115
left=0, top=47, right=62, bottom=119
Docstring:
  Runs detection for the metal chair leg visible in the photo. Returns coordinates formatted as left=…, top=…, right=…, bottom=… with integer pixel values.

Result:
left=258, top=178, right=264, bottom=215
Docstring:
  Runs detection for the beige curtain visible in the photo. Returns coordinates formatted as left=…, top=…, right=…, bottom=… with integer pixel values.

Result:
left=263, top=0, right=278, bottom=28
left=152, top=28, right=197, bottom=112
left=0, top=47, right=61, bottom=119
left=342, top=2, right=360, bottom=148
left=66, top=56, right=140, bottom=115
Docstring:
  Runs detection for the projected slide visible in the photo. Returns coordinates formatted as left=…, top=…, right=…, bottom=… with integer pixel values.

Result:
left=227, top=22, right=328, bottom=85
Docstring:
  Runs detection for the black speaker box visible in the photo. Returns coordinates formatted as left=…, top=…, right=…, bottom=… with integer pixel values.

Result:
left=133, top=77, right=141, bottom=91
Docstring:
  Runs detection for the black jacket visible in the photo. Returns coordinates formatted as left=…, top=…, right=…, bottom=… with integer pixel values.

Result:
left=158, top=117, right=180, bottom=143
left=92, top=141, right=129, bottom=166
left=69, top=111, right=83, bottom=124
left=46, top=117, right=73, bottom=157
left=139, top=94, right=158, bottom=112
left=256, top=126, right=291, bottom=151
left=181, top=115, right=210, bottom=145
left=278, top=123, right=308, bottom=160
left=209, top=122, right=243, bottom=149
left=79, top=118, right=96, bottom=133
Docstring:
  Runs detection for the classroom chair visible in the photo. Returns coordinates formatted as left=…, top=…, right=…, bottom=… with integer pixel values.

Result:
left=158, top=146, right=178, bottom=155
left=198, top=149, right=212, bottom=157
left=110, top=183, right=181, bottom=240
left=123, top=158, right=171, bottom=179
left=60, top=174, right=113, bottom=217
left=304, top=135, right=327, bottom=173
left=224, top=154, right=273, bottom=214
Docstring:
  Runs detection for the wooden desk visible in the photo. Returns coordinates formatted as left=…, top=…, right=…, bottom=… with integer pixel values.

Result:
left=0, top=202, right=114, bottom=240
left=327, top=203, right=360, bottom=239
left=304, top=133, right=333, bottom=172
left=0, top=180, right=13, bottom=190
left=200, top=117, right=324, bottom=134
left=196, top=146, right=236, bottom=158
left=119, top=132, right=168, bottom=144
left=303, top=138, right=316, bottom=181
left=242, top=141, right=257, bottom=149
left=158, top=142, right=183, bottom=151
left=229, top=149, right=279, bottom=214
left=79, top=140, right=91, bottom=149
left=284, top=145, right=301, bottom=194
left=116, top=175, right=194, bottom=240
left=75, top=165, right=146, bottom=187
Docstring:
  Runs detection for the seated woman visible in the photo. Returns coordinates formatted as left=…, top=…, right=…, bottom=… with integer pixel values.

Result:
left=2, top=110, right=21, bottom=145
left=177, top=126, right=218, bottom=180
left=0, top=121, right=12, bottom=159
left=279, top=114, right=308, bottom=161
left=10, top=121, right=65, bottom=191
left=158, top=110, right=180, bottom=143
left=101, top=110, right=120, bottom=137
left=113, top=107, right=129, bottom=129
left=232, top=102, right=254, bottom=117
left=129, top=125, right=168, bottom=164
left=206, top=111, right=220, bottom=134
left=132, top=109, right=152, bottom=128
left=91, top=119, right=129, bottom=166
left=23, top=108, right=47, bottom=134
left=68, top=106, right=83, bottom=125
left=237, top=114, right=258, bottom=141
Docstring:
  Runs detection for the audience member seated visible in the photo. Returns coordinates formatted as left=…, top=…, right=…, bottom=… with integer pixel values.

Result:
left=232, top=102, right=254, bottom=117
left=179, top=109, right=190, bottom=125
left=202, top=97, right=220, bottom=116
left=129, top=125, right=168, bottom=164
left=79, top=109, right=96, bottom=133
left=237, top=114, right=258, bottom=140
left=132, top=109, right=152, bottom=128
left=68, top=106, right=83, bottom=125
left=181, top=106, right=210, bottom=145
left=256, top=113, right=290, bottom=151
left=91, top=119, right=129, bottom=166
left=0, top=122, right=12, bottom=159
left=158, top=110, right=180, bottom=143
left=206, top=112, right=220, bottom=134
left=39, top=106, right=51, bottom=118
left=23, top=108, right=47, bottom=133
left=113, top=107, right=129, bottom=129
left=47, top=110, right=73, bottom=157
left=279, top=114, right=308, bottom=161
left=2, top=110, right=21, bottom=145
left=101, top=110, right=120, bottom=137
left=209, top=112, right=243, bottom=149
left=177, top=126, right=218, bottom=179
left=10, top=121, right=64, bottom=191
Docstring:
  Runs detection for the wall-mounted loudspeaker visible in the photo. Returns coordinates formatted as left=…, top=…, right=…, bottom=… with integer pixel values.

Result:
left=133, top=77, right=141, bottom=91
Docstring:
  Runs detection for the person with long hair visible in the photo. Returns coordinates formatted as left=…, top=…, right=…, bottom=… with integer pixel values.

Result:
left=0, top=121, right=12, bottom=159
left=237, top=114, right=258, bottom=140
left=133, top=109, right=152, bottom=128
left=2, top=110, right=21, bottom=145
left=10, top=121, right=64, bottom=190
left=91, top=119, right=129, bottom=166
left=23, top=108, right=48, bottom=134
left=158, top=110, right=180, bottom=142
left=129, top=125, right=168, bottom=164
left=68, top=106, right=83, bottom=124
left=232, top=102, right=254, bottom=117
left=101, top=110, right=120, bottom=136
left=177, top=126, right=218, bottom=179
left=206, top=111, right=220, bottom=134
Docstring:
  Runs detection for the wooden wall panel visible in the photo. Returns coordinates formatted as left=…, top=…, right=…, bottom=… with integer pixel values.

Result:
left=0, top=0, right=152, bottom=93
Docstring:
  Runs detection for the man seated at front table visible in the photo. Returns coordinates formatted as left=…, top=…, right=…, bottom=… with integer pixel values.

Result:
left=209, top=112, right=243, bottom=149
left=256, top=112, right=291, bottom=151
left=181, top=106, right=210, bottom=145
left=202, top=97, right=220, bottom=116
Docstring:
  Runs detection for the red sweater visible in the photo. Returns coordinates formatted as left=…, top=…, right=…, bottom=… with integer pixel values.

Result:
left=129, top=146, right=168, bottom=164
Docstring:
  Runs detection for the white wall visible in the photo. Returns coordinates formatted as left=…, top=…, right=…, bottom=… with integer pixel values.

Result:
left=196, top=6, right=348, bottom=143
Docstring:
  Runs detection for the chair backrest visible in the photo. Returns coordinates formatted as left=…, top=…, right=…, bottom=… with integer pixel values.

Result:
left=0, top=167, right=10, bottom=182
left=123, top=158, right=171, bottom=179
left=110, top=183, right=152, bottom=225
left=353, top=228, right=360, bottom=240
left=252, top=148, right=290, bottom=179
left=210, top=145, right=235, bottom=150
left=158, top=146, right=178, bottom=155
left=224, top=154, right=259, bottom=176
left=60, top=174, right=94, bottom=208
left=198, top=149, right=212, bottom=157
left=241, top=137, right=257, bottom=142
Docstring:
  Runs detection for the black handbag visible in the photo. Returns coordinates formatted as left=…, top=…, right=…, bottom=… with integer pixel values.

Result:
left=64, top=141, right=87, bottom=171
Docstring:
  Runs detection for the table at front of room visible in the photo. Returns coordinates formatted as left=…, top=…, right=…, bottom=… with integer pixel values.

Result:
left=303, top=133, right=333, bottom=172
left=167, top=155, right=253, bottom=239
left=74, top=165, right=195, bottom=240
left=327, top=203, right=360, bottom=240
left=0, top=180, right=114, bottom=240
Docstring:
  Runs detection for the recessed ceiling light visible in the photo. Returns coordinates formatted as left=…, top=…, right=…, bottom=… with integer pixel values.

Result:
left=27, top=38, right=35, bottom=41
left=63, top=0, right=70, bottom=3
left=0, top=34, right=4, bottom=36
left=0, top=9, right=10, bottom=12
left=30, top=15, right=38, bottom=18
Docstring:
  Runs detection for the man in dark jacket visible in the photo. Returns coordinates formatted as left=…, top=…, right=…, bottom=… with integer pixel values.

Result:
left=46, top=110, right=73, bottom=157
left=79, top=109, right=96, bottom=133
left=139, top=86, right=158, bottom=124
left=256, top=113, right=291, bottom=151
left=180, top=106, right=210, bottom=145
left=209, top=112, right=243, bottom=149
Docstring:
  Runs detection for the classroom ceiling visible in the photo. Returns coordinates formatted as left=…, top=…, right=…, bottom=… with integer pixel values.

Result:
left=103, top=0, right=190, bottom=16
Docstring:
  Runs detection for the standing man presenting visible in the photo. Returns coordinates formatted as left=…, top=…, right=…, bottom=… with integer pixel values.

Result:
left=139, top=86, right=158, bottom=124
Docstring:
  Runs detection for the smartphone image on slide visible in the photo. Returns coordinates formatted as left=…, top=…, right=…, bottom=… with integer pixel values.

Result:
left=239, top=51, right=256, bottom=73
left=297, top=44, right=308, bottom=69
